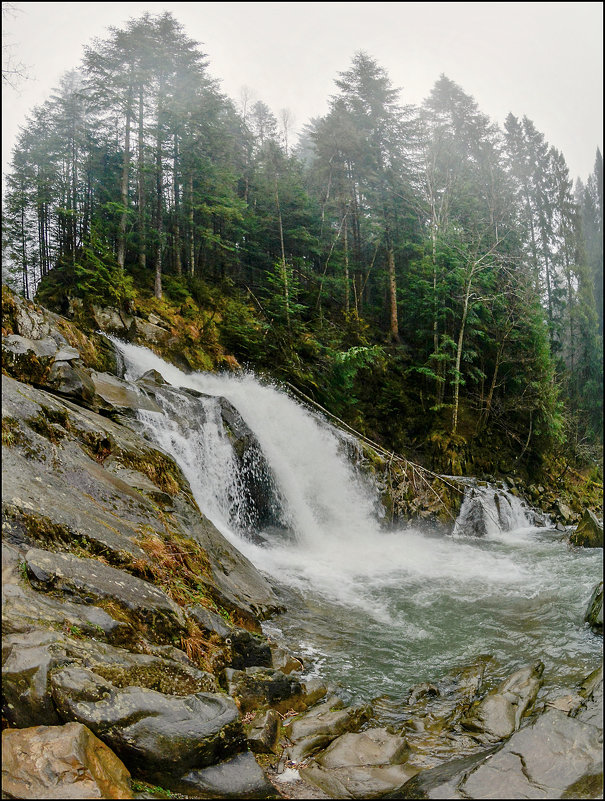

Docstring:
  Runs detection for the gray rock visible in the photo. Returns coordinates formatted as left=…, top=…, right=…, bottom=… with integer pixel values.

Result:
left=246, top=709, right=282, bottom=755
left=53, top=345, right=81, bottom=362
left=285, top=701, right=371, bottom=762
left=51, top=666, right=244, bottom=777
left=187, top=604, right=233, bottom=639
left=24, top=548, right=188, bottom=643
left=316, top=728, right=410, bottom=769
left=46, top=361, right=97, bottom=404
left=461, top=708, right=603, bottom=799
left=92, top=305, right=132, bottom=334
left=178, top=751, right=278, bottom=798
left=461, top=661, right=544, bottom=741
left=388, top=748, right=498, bottom=799
left=300, top=730, right=416, bottom=799
left=584, top=582, right=603, bottom=633
left=571, top=510, right=604, bottom=548
left=90, top=371, right=163, bottom=414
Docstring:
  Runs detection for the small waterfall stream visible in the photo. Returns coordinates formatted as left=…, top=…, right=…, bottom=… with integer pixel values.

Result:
left=110, top=338, right=602, bottom=702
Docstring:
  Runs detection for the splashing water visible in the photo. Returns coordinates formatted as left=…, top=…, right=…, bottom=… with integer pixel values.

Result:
left=111, top=338, right=602, bottom=701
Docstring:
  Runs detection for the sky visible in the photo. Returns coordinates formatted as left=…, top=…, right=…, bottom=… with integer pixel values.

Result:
left=2, top=2, right=603, bottom=182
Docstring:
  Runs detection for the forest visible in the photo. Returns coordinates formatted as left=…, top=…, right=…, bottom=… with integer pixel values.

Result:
left=3, top=11, right=603, bottom=480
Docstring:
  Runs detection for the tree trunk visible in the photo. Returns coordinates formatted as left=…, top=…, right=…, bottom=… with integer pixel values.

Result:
left=385, top=227, right=399, bottom=342
left=452, top=266, right=474, bottom=434
left=173, top=133, right=181, bottom=276
left=154, top=97, right=163, bottom=300
left=117, top=82, right=133, bottom=269
left=274, top=173, right=290, bottom=330
left=188, top=172, right=195, bottom=276
left=137, top=89, right=146, bottom=271
left=343, top=212, right=350, bottom=314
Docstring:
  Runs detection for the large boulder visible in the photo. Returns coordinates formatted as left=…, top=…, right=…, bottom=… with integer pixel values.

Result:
left=177, top=751, right=278, bottom=799
left=300, top=728, right=417, bottom=799
left=570, top=509, right=604, bottom=548
left=24, top=547, right=188, bottom=644
left=284, top=699, right=371, bottom=761
left=461, top=661, right=544, bottom=742
left=51, top=666, right=244, bottom=781
left=1, top=722, right=133, bottom=799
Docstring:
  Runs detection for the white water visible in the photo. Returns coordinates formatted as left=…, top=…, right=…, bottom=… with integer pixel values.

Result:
left=111, top=339, right=602, bottom=700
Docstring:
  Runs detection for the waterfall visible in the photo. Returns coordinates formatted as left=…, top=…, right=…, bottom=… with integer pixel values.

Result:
left=452, top=481, right=533, bottom=538
left=104, top=339, right=602, bottom=700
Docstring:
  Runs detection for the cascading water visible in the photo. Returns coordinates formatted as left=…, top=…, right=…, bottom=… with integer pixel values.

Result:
left=452, top=481, right=534, bottom=538
left=110, top=338, right=602, bottom=704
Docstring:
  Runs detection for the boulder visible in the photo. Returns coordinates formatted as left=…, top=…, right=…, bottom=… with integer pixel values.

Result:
left=584, top=581, right=603, bottom=633
left=461, top=661, right=544, bottom=741
left=245, top=709, right=282, bottom=755
left=128, top=317, right=174, bottom=346
left=461, top=708, right=603, bottom=799
left=24, top=547, right=188, bottom=644
left=177, top=751, right=278, bottom=799
left=300, top=728, right=416, bottom=799
left=222, top=667, right=306, bottom=715
left=51, top=666, right=244, bottom=779
left=570, top=509, right=604, bottom=548
left=45, top=361, right=97, bottom=405
left=285, top=700, right=371, bottom=762
left=90, top=371, right=163, bottom=415
left=1, top=722, right=132, bottom=799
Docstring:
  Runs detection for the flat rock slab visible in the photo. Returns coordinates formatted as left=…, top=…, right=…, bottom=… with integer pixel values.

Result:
left=51, top=667, right=244, bottom=777
left=1, top=722, right=132, bottom=799
left=25, top=547, right=187, bottom=643
left=300, top=763, right=419, bottom=799
left=461, top=708, right=603, bottom=798
left=317, top=728, right=409, bottom=769
left=179, top=751, right=278, bottom=798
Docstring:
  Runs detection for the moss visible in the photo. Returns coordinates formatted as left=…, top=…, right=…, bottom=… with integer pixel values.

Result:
left=2, top=417, right=27, bottom=448
left=116, top=447, right=189, bottom=498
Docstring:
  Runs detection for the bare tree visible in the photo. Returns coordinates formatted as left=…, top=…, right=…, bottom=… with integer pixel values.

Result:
left=2, top=3, right=28, bottom=90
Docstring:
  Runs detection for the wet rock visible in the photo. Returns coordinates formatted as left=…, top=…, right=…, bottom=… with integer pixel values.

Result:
left=270, top=642, right=304, bottom=674
left=128, top=317, right=174, bottom=346
left=51, top=666, right=244, bottom=778
left=229, top=628, right=273, bottom=670
left=317, top=728, right=410, bottom=768
left=188, top=604, right=233, bottom=638
left=222, top=667, right=306, bottom=714
left=90, top=371, right=163, bottom=415
left=46, top=360, right=97, bottom=404
left=1, top=722, right=132, bottom=799
left=24, top=547, right=188, bottom=644
left=92, top=305, right=132, bottom=334
left=300, top=729, right=416, bottom=799
left=461, top=661, right=544, bottom=741
left=388, top=747, right=498, bottom=799
left=584, top=581, right=603, bottom=633
left=460, top=708, right=603, bottom=799
left=570, top=509, right=604, bottom=548
left=556, top=500, right=576, bottom=525
left=246, top=709, right=282, bottom=755
left=137, top=368, right=167, bottom=385
left=178, top=751, right=278, bottom=799
left=285, top=701, right=371, bottom=762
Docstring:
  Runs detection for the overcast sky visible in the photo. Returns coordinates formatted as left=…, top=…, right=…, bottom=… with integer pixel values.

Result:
left=2, top=2, right=603, bottom=182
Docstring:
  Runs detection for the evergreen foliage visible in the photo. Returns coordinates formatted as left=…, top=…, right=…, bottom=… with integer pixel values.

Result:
left=3, top=12, right=602, bottom=474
